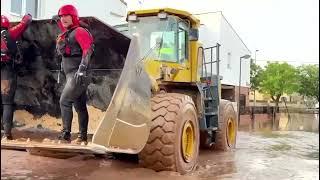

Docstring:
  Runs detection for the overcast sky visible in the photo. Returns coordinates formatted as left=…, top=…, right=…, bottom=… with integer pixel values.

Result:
left=126, top=0, right=319, bottom=66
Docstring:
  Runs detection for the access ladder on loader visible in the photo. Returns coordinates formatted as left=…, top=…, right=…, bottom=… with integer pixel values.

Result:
left=199, top=43, right=222, bottom=147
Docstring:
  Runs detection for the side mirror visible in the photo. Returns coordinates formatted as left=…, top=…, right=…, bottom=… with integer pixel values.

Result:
left=189, top=28, right=199, bottom=41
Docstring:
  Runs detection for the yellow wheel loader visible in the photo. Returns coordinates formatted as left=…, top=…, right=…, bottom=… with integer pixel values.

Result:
left=1, top=8, right=237, bottom=174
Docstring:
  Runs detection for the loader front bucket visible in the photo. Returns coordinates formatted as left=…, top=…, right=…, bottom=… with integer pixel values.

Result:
left=1, top=17, right=151, bottom=155
left=92, top=35, right=152, bottom=154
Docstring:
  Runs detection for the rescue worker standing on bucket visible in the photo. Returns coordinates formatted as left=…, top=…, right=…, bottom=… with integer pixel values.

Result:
left=54, top=5, right=94, bottom=144
left=1, top=14, right=32, bottom=140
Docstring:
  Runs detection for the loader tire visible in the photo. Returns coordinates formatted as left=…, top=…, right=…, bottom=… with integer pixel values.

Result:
left=139, top=93, right=199, bottom=174
left=213, top=99, right=237, bottom=151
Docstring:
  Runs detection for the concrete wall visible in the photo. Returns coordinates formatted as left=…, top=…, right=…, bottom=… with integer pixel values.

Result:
left=1, top=0, right=127, bottom=26
left=278, top=112, right=319, bottom=132
left=239, top=114, right=272, bottom=131
left=221, top=85, right=250, bottom=107
left=234, top=86, right=250, bottom=107
left=239, top=112, right=319, bottom=132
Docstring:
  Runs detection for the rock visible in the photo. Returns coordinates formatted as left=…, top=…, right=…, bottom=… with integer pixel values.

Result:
left=13, top=121, right=26, bottom=128
left=37, top=124, right=43, bottom=129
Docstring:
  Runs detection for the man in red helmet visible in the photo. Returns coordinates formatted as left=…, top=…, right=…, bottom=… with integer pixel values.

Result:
left=1, top=14, right=32, bottom=140
left=54, top=4, right=94, bottom=144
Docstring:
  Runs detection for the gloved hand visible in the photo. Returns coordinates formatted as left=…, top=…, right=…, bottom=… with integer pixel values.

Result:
left=74, top=64, right=87, bottom=85
left=51, top=15, right=60, bottom=24
left=22, top=14, right=32, bottom=24
left=14, top=53, right=23, bottom=64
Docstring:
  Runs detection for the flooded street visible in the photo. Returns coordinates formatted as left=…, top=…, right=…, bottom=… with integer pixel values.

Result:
left=1, top=131, right=319, bottom=180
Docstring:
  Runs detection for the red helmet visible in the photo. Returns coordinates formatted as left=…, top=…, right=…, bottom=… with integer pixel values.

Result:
left=1, top=15, right=10, bottom=28
left=58, top=5, right=79, bottom=26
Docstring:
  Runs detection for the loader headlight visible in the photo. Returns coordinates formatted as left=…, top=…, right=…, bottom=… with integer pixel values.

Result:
left=158, top=12, right=167, bottom=19
left=128, top=14, right=138, bottom=21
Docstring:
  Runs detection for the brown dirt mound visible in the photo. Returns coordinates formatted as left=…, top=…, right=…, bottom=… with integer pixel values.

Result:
left=13, top=105, right=105, bottom=134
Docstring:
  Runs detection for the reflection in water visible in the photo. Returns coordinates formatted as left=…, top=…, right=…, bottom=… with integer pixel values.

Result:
left=1, top=131, right=319, bottom=180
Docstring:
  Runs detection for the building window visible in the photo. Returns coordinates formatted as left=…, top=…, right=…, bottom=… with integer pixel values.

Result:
left=227, top=52, right=231, bottom=69
left=10, top=0, right=38, bottom=18
left=26, top=0, right=38, bottom=18
left=10, top=0, right=22, bottom=15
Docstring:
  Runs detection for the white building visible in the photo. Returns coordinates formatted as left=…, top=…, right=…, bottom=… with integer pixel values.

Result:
left=196, top=12, right=251, bottom=105
left=1, top=0, right=127, bottom=26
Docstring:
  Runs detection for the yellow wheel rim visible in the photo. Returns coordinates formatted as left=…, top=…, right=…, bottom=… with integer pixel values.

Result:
left=227, top=118, right=236, bottom=147
left=182, top=120, right=195, bottom=162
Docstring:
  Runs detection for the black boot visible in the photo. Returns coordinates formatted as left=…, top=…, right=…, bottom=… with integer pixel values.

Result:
left=58, top=131, right=71, bottom=143
left=59, top=98, right=73, bottom=143
left=74, top=108, right=88, bottom=145
left=2, top=104, right=14, bottom=141
left=2, top=133, right=13, bottom=141
left=72, top=132, right=87, bottom=145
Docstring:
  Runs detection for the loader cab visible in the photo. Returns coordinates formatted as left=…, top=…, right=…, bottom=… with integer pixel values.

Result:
left=128, top=13, right=188, bottom=63
left=127, top=9, right=200, bottom=83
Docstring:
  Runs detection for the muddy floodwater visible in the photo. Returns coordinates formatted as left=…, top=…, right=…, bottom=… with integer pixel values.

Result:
left=1, top=131, right=319, bottom=180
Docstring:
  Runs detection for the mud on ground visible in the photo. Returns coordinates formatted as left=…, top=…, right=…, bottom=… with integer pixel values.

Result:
left=1, top=131, right=319, bottom=180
